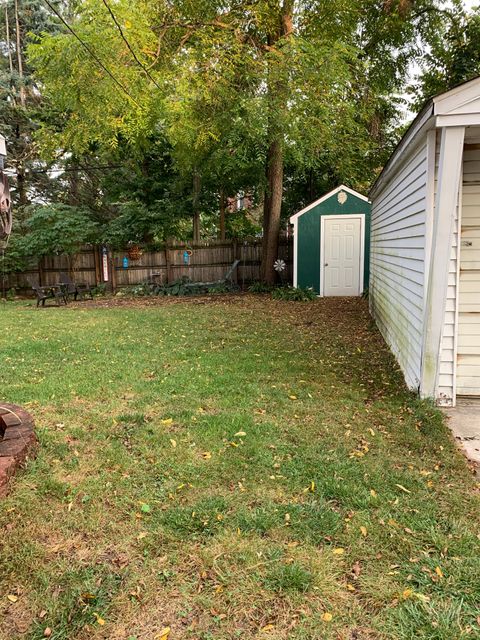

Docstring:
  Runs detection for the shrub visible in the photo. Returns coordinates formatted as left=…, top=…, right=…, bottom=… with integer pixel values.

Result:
left=248, top=281, right=275, bottom=293
left=271, top=286, right=317, bottom=301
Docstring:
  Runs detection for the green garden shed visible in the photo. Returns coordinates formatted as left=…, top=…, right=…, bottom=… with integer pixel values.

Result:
left=290, top=185, right=371, bottom=296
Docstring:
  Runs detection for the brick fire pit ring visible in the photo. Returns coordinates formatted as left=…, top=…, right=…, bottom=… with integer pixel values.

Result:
left=0, top=403, right=37, bottom=497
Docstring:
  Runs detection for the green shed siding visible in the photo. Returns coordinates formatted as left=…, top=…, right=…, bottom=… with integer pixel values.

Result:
left=296, top=191, right=371, bottom=294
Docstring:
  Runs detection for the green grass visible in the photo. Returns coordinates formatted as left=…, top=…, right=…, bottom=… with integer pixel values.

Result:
left=0, top=294, right=479, bottom=640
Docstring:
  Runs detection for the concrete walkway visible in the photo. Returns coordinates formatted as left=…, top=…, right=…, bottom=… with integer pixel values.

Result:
left=443, top=398, right=480, bottom=466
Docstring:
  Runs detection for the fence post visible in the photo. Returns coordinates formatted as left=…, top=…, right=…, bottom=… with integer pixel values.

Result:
left=93, top=246, right=101, bottom=285
left=165, top=241, right=174, bottom=284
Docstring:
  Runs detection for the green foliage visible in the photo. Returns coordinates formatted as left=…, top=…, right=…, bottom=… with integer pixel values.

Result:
left=20, top=203, right=100, bottom=258
left=248, top=281, right=275, bottom=293
left=124, top=276, right=238, bottom=297
left=412, top=4, right=478, bottom=106
left=271, top=286, right=317, bottom=301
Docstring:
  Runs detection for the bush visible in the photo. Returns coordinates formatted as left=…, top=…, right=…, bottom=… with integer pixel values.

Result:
left=271, top=286, right=317, bottom=301
left=248, top=281, right=275, bottom=293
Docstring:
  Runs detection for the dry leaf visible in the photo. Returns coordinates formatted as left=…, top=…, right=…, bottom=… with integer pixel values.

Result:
left=333, top=547, right=345, bottom=555
left=43, top=629, right=52, bottom=638
left=7, top=595, right=18, bottom=603
left=261, top=624, right=275, bottom=632
left=435, top=566, right=443, bottom=578
left=156, top=627, right=171, bottom=640
left=161, top=418, right=173, bottom=425
left=202, top=451, right=212, bottom=460
left=395, top=484, right=411, bottom=494
left=288, top=395, right=297, bottom=400
left=234, top=431, right=246, bottom=437
left=321, top=612, right=333, bottom=622
left=360, top=526, right=367, bottom=537
left=370, top=489, right=377, bottom=497
left=93, top=612, right=105, bottom=626
left=170, top=439, right=177, bottom=448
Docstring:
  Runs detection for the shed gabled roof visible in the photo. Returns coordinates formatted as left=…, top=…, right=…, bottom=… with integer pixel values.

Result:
left=289, top=185, right=370, bottom=223
left=370, top=75, right=480, bottom=198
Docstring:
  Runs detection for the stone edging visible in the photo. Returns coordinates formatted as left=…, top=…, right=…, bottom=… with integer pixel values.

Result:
left=0, top=403, right=37, bottom=497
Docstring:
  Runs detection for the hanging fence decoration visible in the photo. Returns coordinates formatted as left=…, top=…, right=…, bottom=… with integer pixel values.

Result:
left=274, top=259, right=286, bottom=273
left=127, top=244, right=143, bottom=260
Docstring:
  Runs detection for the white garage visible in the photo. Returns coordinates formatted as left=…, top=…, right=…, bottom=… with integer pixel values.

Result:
left=369, top=76, right=480, bottom=407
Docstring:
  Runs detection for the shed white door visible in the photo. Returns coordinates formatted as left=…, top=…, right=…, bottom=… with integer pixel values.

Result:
left=323, top=217, right=362, bottom=296
left=457, top=157, right=480, bottom=396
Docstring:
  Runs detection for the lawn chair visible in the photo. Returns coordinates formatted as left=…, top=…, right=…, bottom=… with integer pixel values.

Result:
left=59, top=272, right=93, bottom=301
left=32, top=284, right=67, bottom=307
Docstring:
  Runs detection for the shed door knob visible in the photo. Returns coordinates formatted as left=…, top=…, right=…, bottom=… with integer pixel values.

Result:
left=324, top=263, right=329, bottom=266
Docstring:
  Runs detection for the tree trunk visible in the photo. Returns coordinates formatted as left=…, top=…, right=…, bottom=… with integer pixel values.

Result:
left=192, top=171, right=201, bottom=241
left=14, top=0, right=25, bottom=108
left=262, top=138, right=283, bottom=285
left=5, top=6, right=14, bottom=77
left=260, top=0, right=292, bottom=283
left=16, top=163, right=28, bottom=207
left=218, top=188, right=226, bottom=240
left=68, top=158, right=80, bottom=206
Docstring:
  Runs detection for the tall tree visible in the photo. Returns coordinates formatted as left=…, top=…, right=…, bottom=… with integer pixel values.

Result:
left=28, top=0, right=460, bottom=281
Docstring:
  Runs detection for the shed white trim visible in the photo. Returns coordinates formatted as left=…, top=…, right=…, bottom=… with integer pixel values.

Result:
left=293, top=218, right=298, bottom=287
left=289, top=185, right=369, bottom=223
left=319, top=214, right=365, bottom=297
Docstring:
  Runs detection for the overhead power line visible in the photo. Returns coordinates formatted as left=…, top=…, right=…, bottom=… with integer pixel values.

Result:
left=101, top=0, right=162, bottom=91
left=41, top=0, right=140, bottom=107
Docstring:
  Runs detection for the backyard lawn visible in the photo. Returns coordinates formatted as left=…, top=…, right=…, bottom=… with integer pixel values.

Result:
left=0, top=295, right=479, bottom=640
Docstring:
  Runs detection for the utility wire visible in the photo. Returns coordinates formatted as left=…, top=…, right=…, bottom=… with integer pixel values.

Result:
left=101, top=0, right=162, bottom=91
left=41, top=0, right=141, bottom=108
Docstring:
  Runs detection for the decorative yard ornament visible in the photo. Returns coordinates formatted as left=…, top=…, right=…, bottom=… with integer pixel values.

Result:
left=337, top=190, right=347, bottom=205
left=274, top=259, right=286, bottom=273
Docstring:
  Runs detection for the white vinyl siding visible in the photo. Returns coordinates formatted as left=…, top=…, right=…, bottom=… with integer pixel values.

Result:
left=370, top=141, right=428, bottom=390
left=457, top=148, right=480, bottom=395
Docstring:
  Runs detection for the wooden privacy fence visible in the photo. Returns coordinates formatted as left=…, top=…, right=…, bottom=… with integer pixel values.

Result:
left=5, top=238, right=293, bottom=293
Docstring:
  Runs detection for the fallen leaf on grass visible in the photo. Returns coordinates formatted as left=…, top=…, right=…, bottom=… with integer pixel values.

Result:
left=260, top=624, right=275, bottom=633
left=333, top=548, right=345, bottom=555
left=288, top=395, right=297, bottom=400
left=321, top=612, right=333, bottom=622
left=161, top=418, right=173, bottom=425
left=234, top=431, right=246, bottom=437
left=93, top=612, right=105, bottom=625
left=155, top=627, right=170, bottom=640
left=435, top=566, right=444, bottom=578
left=170, top=439, right=177, bottom=448
left=7, top=594, right=18, bottom=603
left=360, top=526, right=367, bottom=537
left=202, top=451, right=212, bottom=460
left=395, top=484, right=411, bottom=494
